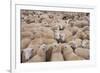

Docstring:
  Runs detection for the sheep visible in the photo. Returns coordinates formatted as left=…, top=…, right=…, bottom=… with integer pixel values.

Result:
left=27, top=44, right=47, bottom=62
left=54, top=29, right=72, bottom=43
left=62, top=44, right=73, bottom=56
left=51, top=43, right=64, bottom=61
left=27, top=38, right=44, bottom=55
left=21, top=48, right=33, bottom=62
left=46, top=42, right=59, bottom=61
left=63, top=29, right=73, bottom=43
left=75, top=48, right=89, bottom=59
left=62, top=44, right=84, bottom=60
left=74, top=30, right=88, bottom=40
left=68, top=38, right=82, bottom=50
left=21, top=10, right=90, bottom=62
left=21, top=38, right=31, bottom=49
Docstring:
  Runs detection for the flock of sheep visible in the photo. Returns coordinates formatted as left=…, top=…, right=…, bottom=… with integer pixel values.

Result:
left=21, top=10, right=90, bottom=63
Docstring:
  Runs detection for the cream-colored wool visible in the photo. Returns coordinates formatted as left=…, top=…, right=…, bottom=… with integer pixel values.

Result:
left=62, top=44, right=73, bottom=57
left=64, top=52, right=84, bottom=60
left=68, top=38, right=82, bottom=49
left=51, top=44, right=64, bottom=61
left=28, top=45, right=47, bottom=62
left=43, top=38, right=57, bottom=45
left=21, top=31, right=34, bottom=39
left=75, top=48, right=89, bottom=59
left=21, top=48, right=33, bottom=62
left=21, top=38, right=31, bottom=49
left=63, top=29, right=73, bottom=43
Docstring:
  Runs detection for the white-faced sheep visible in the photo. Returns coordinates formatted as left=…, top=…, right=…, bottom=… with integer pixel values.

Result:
left=68, top=38, right=82, bottom=50
left=21, top=48, right=33, bottom=62
left=51, top=43, right=64, bottom=61
left=61, top=29, right=73, bottom=43
left=75, top=48, right=89, bottom=59
left=62, top=43, right=84, bottom=60
left=27, top=38, right=44, bottom=55
left=27, top=44, right=47, bottom=62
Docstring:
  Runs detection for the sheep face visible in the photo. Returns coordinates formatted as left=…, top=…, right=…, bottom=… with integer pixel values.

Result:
left=39, top=44, right=47, bottom=52
left=22, top=48, right=33, bottom=61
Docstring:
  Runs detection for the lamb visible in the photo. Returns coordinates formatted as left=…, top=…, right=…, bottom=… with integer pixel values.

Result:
left=21, top=48, right=33, bottom=62
left=62, top=44, right=83, bottom=60
left=75, top=48, right=89, bottom=59
left=21, top=38, right=31, bottom=49
left=51, top=43, right=64, bottom=61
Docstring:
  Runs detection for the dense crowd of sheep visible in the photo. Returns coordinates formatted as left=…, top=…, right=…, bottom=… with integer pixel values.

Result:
left=20, top=10, right=90, bottom=63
